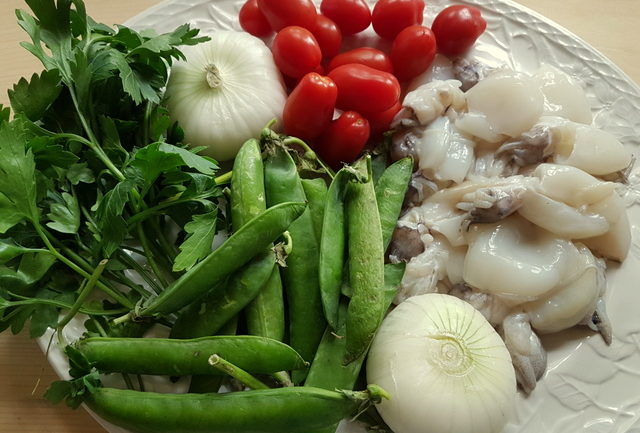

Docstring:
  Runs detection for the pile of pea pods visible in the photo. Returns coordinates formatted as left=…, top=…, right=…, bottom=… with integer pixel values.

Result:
left=62, top=128, right=413, bottom=433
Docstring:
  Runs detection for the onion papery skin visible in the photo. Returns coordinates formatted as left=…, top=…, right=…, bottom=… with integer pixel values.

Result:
left=367, top=293, right=516, bottom=433
left=165, top=31, right=287, bottom=161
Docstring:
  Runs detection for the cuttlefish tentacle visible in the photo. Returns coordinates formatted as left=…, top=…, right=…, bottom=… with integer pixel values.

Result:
left=501, top=312, right=547, bottom=394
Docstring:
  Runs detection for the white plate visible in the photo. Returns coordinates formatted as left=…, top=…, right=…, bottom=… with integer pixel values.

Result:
left=41, top=1, right=640, bottom=432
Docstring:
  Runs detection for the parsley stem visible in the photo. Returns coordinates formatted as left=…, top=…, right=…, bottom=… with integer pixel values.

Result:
left=68, top=86, right=127, bottom=182
left=116, top=249, right=163, bottom=295
left=1, top=292, right=129, bottom=316
left=57, top=259, right=108, bottom=330
left=136, top=224, right=169, bottom=288
left=215, top=171, right=233, bottom=185
left=34, top=224, right=134, bottom=309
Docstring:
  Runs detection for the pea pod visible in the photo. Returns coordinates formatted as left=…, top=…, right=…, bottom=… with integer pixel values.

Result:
left=307, top=263, right=406, bottom=391
left=189, top=317, right=239, bottom=394
left=301, top=178, right=328, bottom=243
left=306, top=263, right=406, bottom=433
left=85, top=386, right=388, bottom=433
left=137, top=201, right=306, bottom=317
left=170, top=250, right=275, bottom=339
left=75, top=335, right=307, bottom=376
left=264, top=143, right=326, bottom=381
left=245, top=266, right=285, bottom=341
left=375, top=157, right=413, bottom=250
left=344, top=156, right=385, bottom=364
left=230, top=139, right=267, bottom=228
left=318, top=169, right=358, bottom=330
left=231, top=139, right=285, bottom=342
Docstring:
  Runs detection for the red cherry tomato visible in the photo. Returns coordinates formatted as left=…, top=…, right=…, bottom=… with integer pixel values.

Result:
left=272, top=26, right=322, bottom=78
left=365, top=100, right=401, bottom=137
left=328, top=64, right=400, bottom=113
left=371, top=0, right=425, bottom=40
left=432, top=5, right=487, bottom=57
left=320, top=0, right=371, bottom=36
left=257, top=0, right=318, bottom=31
left=391, top=25, right=437, bottom=81
left=311, top=15, right=342, bottom=59
left=327, top=47, right=393, bottom=73
left=283, top=73, right=338, bottom=141
left=239, top=0, right=272, bottom=37
left=316, top=111, right=370, bottom=168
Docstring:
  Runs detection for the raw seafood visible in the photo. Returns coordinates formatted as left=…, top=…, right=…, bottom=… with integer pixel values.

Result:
left=389, top=63, right=633, bottom=392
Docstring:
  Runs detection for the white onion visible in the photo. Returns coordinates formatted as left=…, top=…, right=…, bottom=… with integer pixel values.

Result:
left=367, top=294, right=516, bottom=433
left=165, top=31, right=287, bottom=161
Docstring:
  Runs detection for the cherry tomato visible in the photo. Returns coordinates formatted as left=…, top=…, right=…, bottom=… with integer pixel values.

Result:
left=283, top=73, right=338, bottom=141
left=257, top=0, right=318, bottom=31
left=365, top=101, right=401, bottom=137
left=239, top=0, right=272, bottom=37
left=328, top=64, right=400, bottom=113
left=316, top=111, right=370, bottom=168
left=371, top=0, right=425, bottom=40
left=320, top=0, right=371, bottom=36
left=311, top=15, right=342, bottom=59
left=391, top=25, right=437, bottom=81
left=327, top=47, right=393, bottom=73
left=272, top=26, right=322, bottom=78
left=432, top=5, right=487, bottom=57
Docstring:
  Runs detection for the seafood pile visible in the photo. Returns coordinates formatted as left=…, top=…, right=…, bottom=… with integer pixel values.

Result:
left=389, top=58, right=633, bottom=393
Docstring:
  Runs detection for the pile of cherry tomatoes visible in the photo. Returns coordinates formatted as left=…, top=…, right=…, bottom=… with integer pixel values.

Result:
left=239, top=0, right=486, bottom=167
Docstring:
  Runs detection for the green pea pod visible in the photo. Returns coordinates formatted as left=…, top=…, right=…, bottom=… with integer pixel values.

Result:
left=245, top=266, right=285, bottom=341
left=230, top=138, right=266, bottom=228
left=170, top=250, right=275, bottom=339
left=375, top=157, right=413, bottom=250
left=318, top=169, right=355, bottom=330
left=307, top=263, right=406, bottom=433
left=264, top=144, right=326, bottom=383
left=86, top=386, right=388, bottom=433
left=307, top=263, right=406, bottom=390
left=138, top=201, right=306, bottom=317
left=301, top=178, right=328, bottom=243
left=74, top=335, right=307, bottom=376
left=305, top=304, right=363, bottom=391
left=188, top=316, right=239, bottom=394
left=231, top=138, right=285, bottom=342
left=344, top=156, right=385, bottom=364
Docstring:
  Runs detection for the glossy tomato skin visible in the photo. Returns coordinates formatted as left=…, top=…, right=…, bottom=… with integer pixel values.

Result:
left=391, top=25, right=437, bottom=81
left=272, top=26, right=322, bottom=78
left=371, top=0, right=425, bottom=40
left=312, top=15, right=342, bottom=59
left=317, top=111, right=370, bottom=168
left=365, top=100, right=401, bottom=137
left=327, top=47, right=393, bottom=73
left=432, top=5, right=487, bottom=57
left=328, top=64, right=400, bottom=113
left=283, top=73, right=338, bottom=141
left=320, top=0, right=371, bottom=36
left=257, top=0, right=318, bottom=31
left=239, top=0, right=272, bottom=37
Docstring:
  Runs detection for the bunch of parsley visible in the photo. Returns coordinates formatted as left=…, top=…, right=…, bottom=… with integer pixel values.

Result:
left=0, top=0, right=227, bottom=338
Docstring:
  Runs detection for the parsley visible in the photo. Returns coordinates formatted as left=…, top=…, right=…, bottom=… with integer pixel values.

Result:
left=0, top=0, right=224, bottom=338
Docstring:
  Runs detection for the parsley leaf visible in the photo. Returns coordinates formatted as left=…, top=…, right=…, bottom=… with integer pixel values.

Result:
left=47, top=192, right=80, bottom=234
left=173, top=210, right=218, bottom=272
left=8, top=70, right=63, bottom=121
left=0, top=105, right=10, bottom=123
left=0, top=121, right=39, bottom=226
